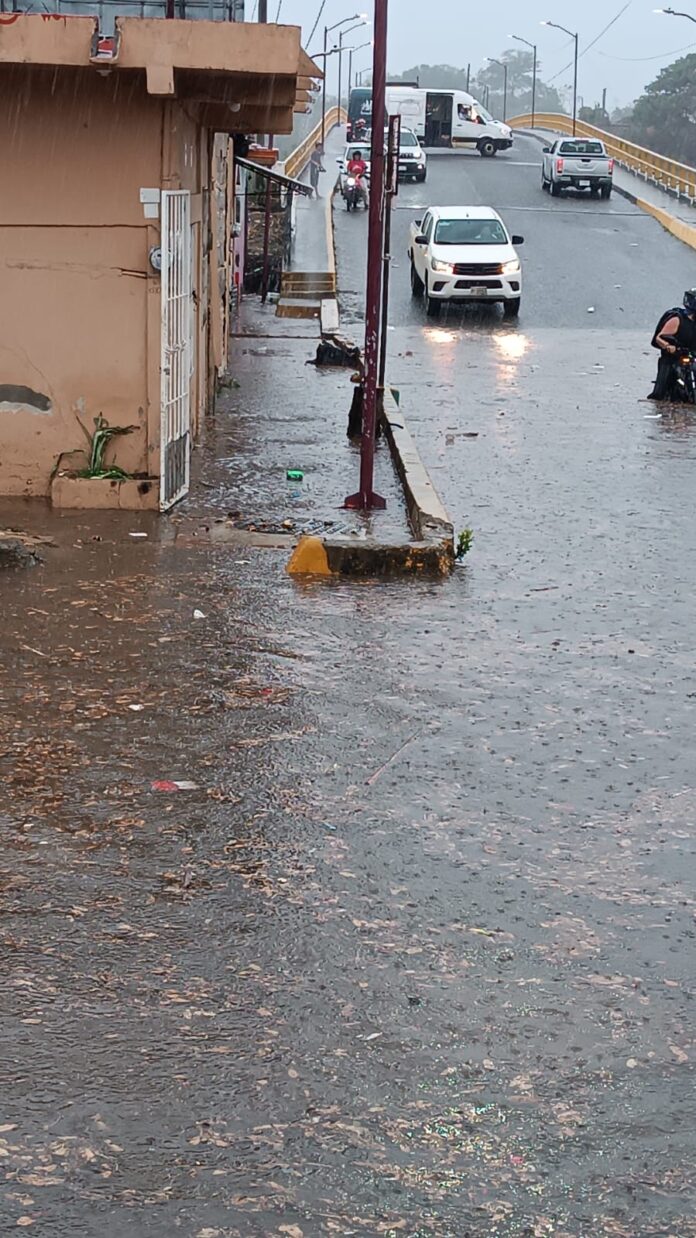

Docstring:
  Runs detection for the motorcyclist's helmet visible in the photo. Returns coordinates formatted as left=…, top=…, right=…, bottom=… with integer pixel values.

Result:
left=683, top=288, right=696, bottom=313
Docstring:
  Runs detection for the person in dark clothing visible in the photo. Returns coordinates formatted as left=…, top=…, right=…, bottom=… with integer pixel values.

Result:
left=309, top=144, right=325, bottom=198
left=649, top=288, right=696, bottom=400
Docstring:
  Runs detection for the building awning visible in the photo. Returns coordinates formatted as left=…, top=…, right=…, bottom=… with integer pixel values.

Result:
left=236, top=156, right=313, bottom=197
left=0, top=15, right=323, bottom=136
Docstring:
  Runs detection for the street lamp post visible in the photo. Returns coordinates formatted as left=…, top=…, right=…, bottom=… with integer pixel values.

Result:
left=510, top=33, right=537, bottom=128
left=486, top=57, right=508, bottom=122
left=345, top=0, right=388, bottom=512
left=654, top=6, right=696, bottom=18
left=337, top=19, right=368, bottom=119
left=348, top=40, right=372, bottom=97
left=321, top=13, right=367, bottom=147
left=542, top=20, right=579, bottom=135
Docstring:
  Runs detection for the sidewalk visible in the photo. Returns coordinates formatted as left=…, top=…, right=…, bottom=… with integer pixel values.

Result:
left=291, top=125, right=345, bottom=275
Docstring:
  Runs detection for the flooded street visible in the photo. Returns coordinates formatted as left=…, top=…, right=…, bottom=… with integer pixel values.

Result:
left=2, top=135, right=696, bottom=1236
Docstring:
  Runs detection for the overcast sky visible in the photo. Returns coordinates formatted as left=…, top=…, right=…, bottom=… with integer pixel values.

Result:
left=274, top=0, right=696, bottom=109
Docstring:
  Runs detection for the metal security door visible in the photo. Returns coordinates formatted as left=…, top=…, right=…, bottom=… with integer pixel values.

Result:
left=160, top=190, right=193, bottom=510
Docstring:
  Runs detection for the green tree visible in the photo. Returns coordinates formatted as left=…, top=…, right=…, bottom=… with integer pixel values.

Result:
left=579, top=105, right=610, bottom=127
left=388, top=64, right=473, bottom=90
left=473, top=50, right=566, bottom=121
left=629, top=53, right=696, bottom=165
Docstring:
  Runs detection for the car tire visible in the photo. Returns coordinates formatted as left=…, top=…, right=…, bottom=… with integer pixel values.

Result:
left=418, top=172, right=427, bottom=182
left=411, top=261, right=424, bottom=298
left=550, top=181, right=561, bottom=197
left=424, top=276, right=440, bottom=317
left=601, top=184, right=612, bottom=199
left=541, top=172, right=549, bottom=192
left=590, top=185, right=600, bottom=198
left=503, top=298, right=521, bottom=319
left=478, top=138, right=496, bottom=158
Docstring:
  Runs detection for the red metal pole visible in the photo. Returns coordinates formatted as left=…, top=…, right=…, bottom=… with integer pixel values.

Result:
left=345, top=0, right=387, bottom=511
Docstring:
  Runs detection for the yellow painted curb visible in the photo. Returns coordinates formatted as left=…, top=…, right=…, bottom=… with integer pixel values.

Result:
left=635, top=197, right=696, bottom=252
left=287, top=535, right=333, bottom=575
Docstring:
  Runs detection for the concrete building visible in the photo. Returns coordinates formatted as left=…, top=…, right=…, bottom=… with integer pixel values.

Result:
left=0, top=7, right=318, bottom=509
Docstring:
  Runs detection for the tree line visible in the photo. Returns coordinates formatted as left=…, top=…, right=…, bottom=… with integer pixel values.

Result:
left=388, top=54, right=696, bottom=169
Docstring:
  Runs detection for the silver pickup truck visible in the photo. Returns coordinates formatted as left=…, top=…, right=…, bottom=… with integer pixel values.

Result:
left=541, top=137, right=614, bottom=199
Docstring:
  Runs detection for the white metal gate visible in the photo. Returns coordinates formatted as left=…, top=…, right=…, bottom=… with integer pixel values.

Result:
left=160, top=190, right=193, bottom=510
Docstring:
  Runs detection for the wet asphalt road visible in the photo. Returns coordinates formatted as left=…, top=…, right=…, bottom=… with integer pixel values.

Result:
left=2, top=133, right=696, bottom=1236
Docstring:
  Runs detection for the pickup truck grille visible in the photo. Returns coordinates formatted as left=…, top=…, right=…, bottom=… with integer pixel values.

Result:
left=452, top=262, right=504, bottom=276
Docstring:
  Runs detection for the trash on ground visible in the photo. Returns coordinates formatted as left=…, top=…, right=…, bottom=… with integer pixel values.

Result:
left=193, top=609, right=206, bottom=620
left=129, top=531, right=148, bottom=539
left=587, top=307, right=596, bottom=313
left=128, top=704, right=145, bottom=712
left=151, top=779, right=199, bottom=792
left=287, top=470, right=304, bottom=482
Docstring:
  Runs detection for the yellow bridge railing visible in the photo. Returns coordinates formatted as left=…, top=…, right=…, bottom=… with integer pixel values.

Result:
left=508, top=112, right=696, bottom=204
left=284, top=108, right=347, bottom=181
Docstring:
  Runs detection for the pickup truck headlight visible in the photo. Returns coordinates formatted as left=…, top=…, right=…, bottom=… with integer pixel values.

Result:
left=502, top=258, right=521, bottom=274
left=431, top=259, right=454, bottom=273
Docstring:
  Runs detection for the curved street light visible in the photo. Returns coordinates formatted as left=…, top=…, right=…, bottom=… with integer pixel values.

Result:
left=654, top=6, right=696, bottom=19
left=542, top=19, right=579, bottom=135
left=338, top=19, right=369, bottom=118
left=486, top=57, right=508, bottom=122
left=321, top=14, right=370, bottom=145
left=510, top=33, right=537, bottom=128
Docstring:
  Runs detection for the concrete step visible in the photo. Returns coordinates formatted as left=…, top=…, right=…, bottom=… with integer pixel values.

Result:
left=276, top=297, right=321, bottom=320
left=282, top=271, right=335, bottom=295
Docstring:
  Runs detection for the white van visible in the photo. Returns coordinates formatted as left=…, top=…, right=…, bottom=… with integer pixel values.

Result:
left=383, top=87, right=512, bottom=156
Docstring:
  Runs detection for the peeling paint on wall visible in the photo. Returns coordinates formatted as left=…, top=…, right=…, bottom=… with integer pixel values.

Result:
left=0, top=385, right=51, bottom=414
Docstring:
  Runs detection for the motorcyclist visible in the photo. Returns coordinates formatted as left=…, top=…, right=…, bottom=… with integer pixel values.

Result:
left=346, top=150, right=369, bottom=206
left=649, top=288, right=696, bottom=400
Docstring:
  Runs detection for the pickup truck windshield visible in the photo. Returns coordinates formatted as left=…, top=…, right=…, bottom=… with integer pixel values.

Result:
left=400, top=132, right=418, bottom=147
left=434, top=218, right=507, bottom=245
left=559, top=140, right=604, bottom=155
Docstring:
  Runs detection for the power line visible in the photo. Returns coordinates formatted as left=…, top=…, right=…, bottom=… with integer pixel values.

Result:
left=306, top=0, right=327, bottom=49
left=595, top=40, right=696, bottom=60
left=546, top=1, right=633, bottom=84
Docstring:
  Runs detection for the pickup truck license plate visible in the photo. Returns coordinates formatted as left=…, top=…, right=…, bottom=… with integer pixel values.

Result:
left=579, top=179, right=589, bottom=186
left=469, top=286, right=488, bottom=295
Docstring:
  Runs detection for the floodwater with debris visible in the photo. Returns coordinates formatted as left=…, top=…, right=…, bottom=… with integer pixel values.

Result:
left=3, top=137, right=696, bottom=1237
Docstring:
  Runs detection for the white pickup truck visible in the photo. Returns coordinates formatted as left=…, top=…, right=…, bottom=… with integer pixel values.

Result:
left=541, top=137, right=614, bottom=199
left=408, top=205, right=524, bottom=318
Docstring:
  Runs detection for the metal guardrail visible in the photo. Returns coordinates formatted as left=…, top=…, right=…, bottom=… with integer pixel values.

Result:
left=283, top=107, right=346, bottom=181
left=508, top=112, right=696, bottom=204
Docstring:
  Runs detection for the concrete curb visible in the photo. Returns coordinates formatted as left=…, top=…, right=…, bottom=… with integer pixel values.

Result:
left=320, top=182, right=340, bottom=337
left=287, top=388, right=455, bottom=579
left=519, top=127, right=696, bottom=253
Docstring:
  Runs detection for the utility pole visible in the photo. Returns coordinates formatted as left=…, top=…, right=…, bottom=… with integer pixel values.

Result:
left=378, top=114, right=400, bottom=394
left=321, top=25, right=328, bottom=147
left=345, top=0, right=387, bottom=512
left=338, top=30, right=343, bottom=119
left=466, top=62, right=470, bottom=92
left=258, top=0, right=267, bottom=18
left=602, top=86, right=607, bottom=115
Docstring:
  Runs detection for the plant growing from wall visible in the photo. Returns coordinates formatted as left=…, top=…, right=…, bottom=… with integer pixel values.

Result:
left=75, top=415, right=137, bottom=480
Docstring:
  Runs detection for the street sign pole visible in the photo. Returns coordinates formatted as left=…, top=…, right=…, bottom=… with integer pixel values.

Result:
left=345, top=0, right=387, bottom=511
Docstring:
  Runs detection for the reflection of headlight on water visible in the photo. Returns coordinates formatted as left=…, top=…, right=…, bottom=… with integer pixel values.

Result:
left=424, top=328, right=457, bottom=346
left=493, top=333, right=529, bottom=362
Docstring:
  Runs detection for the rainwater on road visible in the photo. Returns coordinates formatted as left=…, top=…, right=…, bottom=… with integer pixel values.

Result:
left=1, top=134, right=696, bottom=1236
